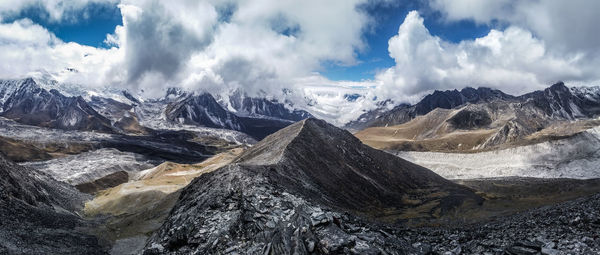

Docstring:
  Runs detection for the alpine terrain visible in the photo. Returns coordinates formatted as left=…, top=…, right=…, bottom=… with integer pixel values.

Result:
left=3, top=2, right=600, bottom=255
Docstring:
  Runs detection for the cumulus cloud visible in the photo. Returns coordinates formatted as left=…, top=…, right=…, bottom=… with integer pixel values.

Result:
left=430, top=0, right=600, bottom=54
left=117, top=0, right=217, bottom=86
left=173, top=0, right=371, bottom=96
left=373, top=10, right=598, bottom=100
left=1, top=0, right=373, bottom=99
left=0, top=18, right=119, bottom=86
left=1, top=0, right=599, bottom=122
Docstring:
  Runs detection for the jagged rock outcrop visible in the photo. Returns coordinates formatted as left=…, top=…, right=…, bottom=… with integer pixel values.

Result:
left=0, top=153, right=108, bottom=254
left=142, top=118, right=481, bottom=254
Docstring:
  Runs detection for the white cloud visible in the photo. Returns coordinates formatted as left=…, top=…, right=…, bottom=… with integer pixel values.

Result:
left=430, top=0, right=600, bottom=54
left=373, top=10, right=596, bottom=99
left=0, top=0, right=373, bottom=99
left=112, top=0, right=373, bottom=98
left=0, top=19, right=59, bottom=46
left=1, top=1, right=600, bottom=125
left=0, top=18, right=123, bottom=88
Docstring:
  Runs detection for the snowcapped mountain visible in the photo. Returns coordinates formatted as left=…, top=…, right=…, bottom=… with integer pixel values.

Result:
left=216, top=88, right=312, bottom=121
left=519, top=82, right=590, bottom=119
left=0, top=78, right=113, bottom=132
left=166, top=92, right=244, bottom=130
left=164, top=92, right=298, bottom=139
left=0, top=77, right=310, bottom=139
left=347, top=86, right=516, bottom=129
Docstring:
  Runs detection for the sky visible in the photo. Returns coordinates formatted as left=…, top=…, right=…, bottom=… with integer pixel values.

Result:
left=0, top=0, right=599, bottom=108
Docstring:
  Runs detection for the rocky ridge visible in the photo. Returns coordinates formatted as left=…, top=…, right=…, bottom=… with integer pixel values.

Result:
left=141, top=118, right=482, bottom=254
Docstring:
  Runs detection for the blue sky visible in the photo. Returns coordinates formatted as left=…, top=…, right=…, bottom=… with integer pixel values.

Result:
left=3, top=2, right=122, bottom=48
left=318, top=1, right=493, bottom=81
left=1, top=0, right=596, bottom=102
left=4, top=1, right=492, bottom=81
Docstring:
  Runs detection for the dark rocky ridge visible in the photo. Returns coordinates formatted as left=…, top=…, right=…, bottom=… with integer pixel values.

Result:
left=142, top=118, right=482, bottom=254
left=234, top=118, right=482, bottom=213
left=0, top=154, right=108, bottom=254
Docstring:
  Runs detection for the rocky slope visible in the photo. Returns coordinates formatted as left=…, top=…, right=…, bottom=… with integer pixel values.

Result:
left=0, top=78, right=114, bottom=132
left=0, top=154, right=108, bottom=254
left=141, top=118, right=482, bottom=254
left=404, top=192, right=600, bottom=254
left=85, top=148, right=244, bottom=254
left=0, top=135, right=53, bottom=162
left=0, top=116, right=226, bottom=164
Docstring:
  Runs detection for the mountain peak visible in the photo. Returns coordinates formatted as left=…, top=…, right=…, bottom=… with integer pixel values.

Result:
left=22, top=77, right=36, bottom=85
left=235, top=118, right=482, bottom=212
left=235, top=118, right=352, bottom=165
left=547, top=81, right=568, bottom=92
left=144, top=118, right=482, bottom=253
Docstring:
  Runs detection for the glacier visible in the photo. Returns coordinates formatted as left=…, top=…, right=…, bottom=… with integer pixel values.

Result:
left=394, top=126, right=600, bottom=179
left=21, top=148, right=159, bottom=185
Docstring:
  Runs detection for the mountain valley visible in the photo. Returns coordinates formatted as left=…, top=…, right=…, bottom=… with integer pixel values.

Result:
left=1, top=78, right=600, bottom=254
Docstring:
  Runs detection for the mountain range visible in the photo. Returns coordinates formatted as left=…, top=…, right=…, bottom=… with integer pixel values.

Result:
left=353, top=82, right=600, bottom=152
left=0, top=77, right=313, bottom=140
left=348, top=82, right=600, bottom=130
left=1, top=77, right=600, bottom=254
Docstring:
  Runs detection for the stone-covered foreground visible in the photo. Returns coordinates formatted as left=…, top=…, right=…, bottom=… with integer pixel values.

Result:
left=405, top=193, right=600, bottom=254
left=143, top=191, right=600, bottom=254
